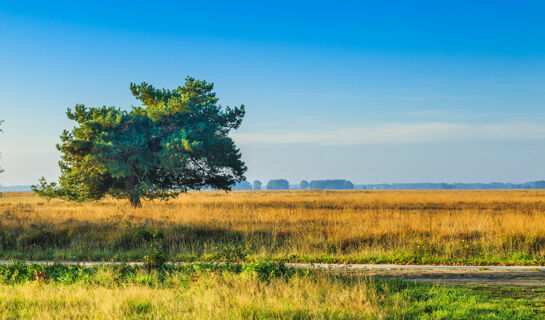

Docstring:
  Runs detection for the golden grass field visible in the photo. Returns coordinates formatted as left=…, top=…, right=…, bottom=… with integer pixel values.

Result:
left=1, top=190, right=545, bottom=264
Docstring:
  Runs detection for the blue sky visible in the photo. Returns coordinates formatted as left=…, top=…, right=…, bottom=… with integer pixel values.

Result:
left=1, top=1, right=545, bottom=185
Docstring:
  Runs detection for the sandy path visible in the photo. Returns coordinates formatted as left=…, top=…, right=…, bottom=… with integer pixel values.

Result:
left=288, top=263, right=545, bottom=287
left=318, top=268, right=545, bottom=287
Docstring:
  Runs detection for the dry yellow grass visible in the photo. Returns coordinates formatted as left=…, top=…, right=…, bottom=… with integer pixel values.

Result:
left=1, top=190, right=545, bottom=264
left=0, top=273, right=392, bottom=319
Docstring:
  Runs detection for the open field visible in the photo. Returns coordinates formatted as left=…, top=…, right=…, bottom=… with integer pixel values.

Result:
left=1, top=190, right=545, bottom=265
left=2, top=190, right=545, bottom=318
left=0, top=262, right=543, bottom=319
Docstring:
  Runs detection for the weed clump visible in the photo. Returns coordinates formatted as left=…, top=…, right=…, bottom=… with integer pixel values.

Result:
left=216, top=244, right=247, bottom=262
left=243, top=260, right=295, bottom=282
left=143, top=233, right=168, bottom=272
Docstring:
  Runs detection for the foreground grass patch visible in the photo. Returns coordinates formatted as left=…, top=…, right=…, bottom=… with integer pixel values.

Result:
left=0, top=262, right=543, bottom=319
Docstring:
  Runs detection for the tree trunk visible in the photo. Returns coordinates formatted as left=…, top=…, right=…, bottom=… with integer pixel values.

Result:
left=126, top=174, right=142, bottom=208
left=129, top=193, right=142, bottom=208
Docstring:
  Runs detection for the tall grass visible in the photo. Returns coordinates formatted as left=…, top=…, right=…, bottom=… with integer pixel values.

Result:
left=1, top=190, right=545, bottom=264
left=0, top=263, right=542, bottom=319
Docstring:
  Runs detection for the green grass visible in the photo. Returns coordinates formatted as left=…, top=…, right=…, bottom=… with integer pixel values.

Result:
left=1, top=248, right=543, bottom=266
left=0, top=262, right=543, bottom=319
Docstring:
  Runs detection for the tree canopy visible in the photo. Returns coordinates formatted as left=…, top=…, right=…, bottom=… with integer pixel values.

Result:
left=266, top=179, right=290, bottom=190
left=33, top=77, right=247, bottom=207
left=309, top=179, right=353, bottom=190
left=252, top=180, right=262, bottom=190
left=232, top=180, right=252, bottom=190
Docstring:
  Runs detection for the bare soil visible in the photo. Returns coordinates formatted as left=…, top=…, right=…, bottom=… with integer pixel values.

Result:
left=327, top=268, right=545, bottom=287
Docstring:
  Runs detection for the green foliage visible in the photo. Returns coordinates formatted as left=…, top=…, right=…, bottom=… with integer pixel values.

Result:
left=143, top=234, right=168, bottom=271
left=30, top=178, right=61, bottom=201
left=215, top=244, right=247, bottom=262
left=32, top=77, right=246, bottom=207
left=0, top=262, right=93, bottom=284
left=243, top=260, right=295, bottom=282
left=0, top=261, right=297, bottom=286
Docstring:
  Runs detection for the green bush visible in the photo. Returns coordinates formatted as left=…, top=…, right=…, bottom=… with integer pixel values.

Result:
left=143, top=234, right=168, bottom=271
left=243, top=261, right=295, bottom=282
left=216, top=244, right=247, bottom=262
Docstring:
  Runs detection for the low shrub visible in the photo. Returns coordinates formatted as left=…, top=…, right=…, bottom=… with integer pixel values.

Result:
left=243, top=260, right=295, bottom=282
left=143, top=234, right=168, bottom=272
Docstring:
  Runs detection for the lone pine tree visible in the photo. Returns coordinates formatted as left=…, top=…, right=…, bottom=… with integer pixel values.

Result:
left=33, top=77, right=246, bottom=207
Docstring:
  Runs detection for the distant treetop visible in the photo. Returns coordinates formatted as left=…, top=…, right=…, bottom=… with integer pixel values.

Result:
left=266, top=179, right=290, bottom=190
left=310, top=180, right=354, bottom=190
left=232, top=180, right=252, bottom=191
left=252, top=180, right=262, bottom=190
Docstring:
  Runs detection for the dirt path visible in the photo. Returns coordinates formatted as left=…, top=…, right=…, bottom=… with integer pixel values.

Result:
left=287, top=263, right=545, bottom=287
left=310, top=268, right=545, bottom=287
left=1, top=260, right=544, bottom=287
left=360, top=269, right=545, bottom=287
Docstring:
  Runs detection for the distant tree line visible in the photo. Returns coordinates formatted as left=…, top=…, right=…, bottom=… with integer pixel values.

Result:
left=231, top=180, right=253, bottom=190
left=231, top=179, right=545, bottom=191
left=8, top=178, right=545, bottom=192
left=231, top=179, right=355, bottom=190
left=358, top=181, right=545, bottom=190
left=266, top=179, right=290, bottom=190
left=309, top=179, right=354, bottom=190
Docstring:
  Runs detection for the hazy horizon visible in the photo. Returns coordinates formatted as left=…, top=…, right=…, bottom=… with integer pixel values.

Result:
left=1, top=1, right=545, bottom=186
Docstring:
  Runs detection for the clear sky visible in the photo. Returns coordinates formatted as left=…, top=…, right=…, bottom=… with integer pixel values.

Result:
left=1, top=1, right=545, bottom=186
